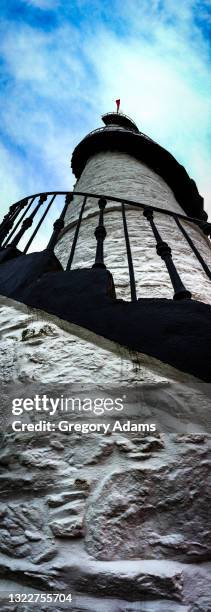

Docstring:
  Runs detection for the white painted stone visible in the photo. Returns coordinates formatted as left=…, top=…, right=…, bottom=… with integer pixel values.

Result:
left=0, top=296, right=187, bottom=386
left=55, top=151, right=211, bottom=304
left=69, top=151, right=185, bottom=219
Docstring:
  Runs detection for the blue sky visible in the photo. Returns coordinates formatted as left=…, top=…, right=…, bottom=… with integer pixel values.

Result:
left=0, top=0, right=211, bottom=221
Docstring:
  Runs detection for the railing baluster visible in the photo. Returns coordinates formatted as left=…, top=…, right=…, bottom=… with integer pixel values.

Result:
left=3, top=197, right=35, bottom=246
left=0, top=203, right=18, bottom=231
left=0, top=208, right=13, bottom=235
left=92, top=197, right=107, bottom=268
left=46, top=193, right=73, bottom=252
left=23, top=194, right=56, bottom=254
left=10, top=194, right=48, bottom=248
left=122, top=202, right=137, bottom=302
left=66, top=196, right=87, bottom=271
left=174, top=216, right=211, bottom=281
left=199, top=220, right=211, bottom=238
left=0, top=201, right=26, bottom=246
left=143, top=208, right=192, bottom=300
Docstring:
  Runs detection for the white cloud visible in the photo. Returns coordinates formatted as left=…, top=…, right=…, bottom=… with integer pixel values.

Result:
left=0, top=143, right=27, bottom=215
left=81, top=3, right=211, bottom=215
left=0, top=0, right=211, bottom=227
left=22, top=0, right=61, bottom=9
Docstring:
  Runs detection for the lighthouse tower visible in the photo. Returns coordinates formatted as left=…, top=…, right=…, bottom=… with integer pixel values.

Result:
left=57, top=110, right=211, bottom=307
left=53, top=109, right=211, bottom=383
left=0, top=110, right=210, bottom=609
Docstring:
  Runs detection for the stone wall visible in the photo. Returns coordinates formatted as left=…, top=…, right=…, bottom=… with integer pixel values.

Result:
left=0, top=296, right=210, bottom=611
left=0, top=297, right=169, bottom=387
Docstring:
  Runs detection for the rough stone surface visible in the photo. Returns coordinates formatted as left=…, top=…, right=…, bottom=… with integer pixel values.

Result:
left=0, top=295, right=211, bottom=608
left=69, top=151, right=186, bottom=217
left=0, top=502, right=57, bottom=563
left=85, top=461, right=211, bottom=562
left=0, top=295, right=187, bottom=388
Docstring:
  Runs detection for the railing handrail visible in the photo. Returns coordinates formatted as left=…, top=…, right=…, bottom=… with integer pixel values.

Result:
left=74, top=125, right=156, bottom=142
left=1, top=190, right=209, bottom=227
left=0, top=189, right=210, bottom=302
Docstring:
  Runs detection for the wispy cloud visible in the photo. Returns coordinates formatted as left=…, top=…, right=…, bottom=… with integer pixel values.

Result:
left=23, top=0, right=61, bottom=8
left=0, top=0, right=210, bottom=222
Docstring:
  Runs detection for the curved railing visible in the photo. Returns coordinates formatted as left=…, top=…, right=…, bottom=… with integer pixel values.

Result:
left=72, top=125, right=157, bottom=143
left=0, top=190, right=210, bottom=302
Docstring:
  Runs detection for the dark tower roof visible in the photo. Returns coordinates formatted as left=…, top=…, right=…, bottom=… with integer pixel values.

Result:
left=102, top=112, right=139, bottom=132
left=71, top=112, right=206, bottom=220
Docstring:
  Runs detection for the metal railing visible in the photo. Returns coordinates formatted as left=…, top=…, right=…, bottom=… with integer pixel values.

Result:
left=0, top=190, right=210, bottom=302
left=75, top=125, right=156, bottom=143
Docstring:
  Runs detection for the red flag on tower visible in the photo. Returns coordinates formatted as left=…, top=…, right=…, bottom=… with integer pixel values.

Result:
left=116, top=99, right=120, bottom=113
